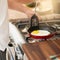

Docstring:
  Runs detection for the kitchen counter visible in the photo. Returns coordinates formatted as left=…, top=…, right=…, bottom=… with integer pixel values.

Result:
left=22, top=39, right=60, bottom=60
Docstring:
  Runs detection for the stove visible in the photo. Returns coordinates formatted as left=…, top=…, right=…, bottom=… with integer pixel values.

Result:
left=9, top=20, right=60, bottom=60
left=15, top=21, right=60, bottom=43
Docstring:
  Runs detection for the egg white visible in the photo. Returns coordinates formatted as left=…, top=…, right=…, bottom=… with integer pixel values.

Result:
left=31, top=30, right=50, bottom=36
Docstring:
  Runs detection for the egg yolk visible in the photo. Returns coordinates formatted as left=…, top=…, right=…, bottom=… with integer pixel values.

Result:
left=32, top=30, right=39, bottom=34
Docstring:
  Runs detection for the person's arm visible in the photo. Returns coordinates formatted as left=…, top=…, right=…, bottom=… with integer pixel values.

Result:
left=14, top=0, right=34, bottom=4
left=8, top=0, right=34, bottom=17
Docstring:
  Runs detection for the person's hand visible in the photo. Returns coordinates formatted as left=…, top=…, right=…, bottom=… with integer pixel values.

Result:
left=24, top=8, right=35, bottom=18
left=25, top=8, right=42, bottom=20
left=35, top=13, right=42, bottom=20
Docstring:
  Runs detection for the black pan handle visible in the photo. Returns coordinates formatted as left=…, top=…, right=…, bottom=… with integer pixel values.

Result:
left=30, top=14, right=39, bottom=27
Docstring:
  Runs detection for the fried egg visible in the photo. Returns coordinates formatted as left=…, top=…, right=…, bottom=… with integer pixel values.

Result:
left=31, top=30, right=39, bottom=34
left=31, top=30, right=50, bottom=36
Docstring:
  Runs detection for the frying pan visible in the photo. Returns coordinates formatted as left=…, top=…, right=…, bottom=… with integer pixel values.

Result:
left=28, top=14, right=56, bottom=39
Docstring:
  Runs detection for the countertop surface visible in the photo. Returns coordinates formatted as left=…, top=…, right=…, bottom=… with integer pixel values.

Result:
left=22, top=39, right=60, bottom=60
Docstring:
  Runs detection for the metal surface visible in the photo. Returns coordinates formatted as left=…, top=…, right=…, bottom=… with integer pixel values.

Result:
left=15, top=21, right=60, bottom=43
left=9, top=21, right=60, bottom=60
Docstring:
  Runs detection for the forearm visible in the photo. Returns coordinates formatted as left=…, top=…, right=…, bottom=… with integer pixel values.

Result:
left=8, top=1, right=28, bottom=12
left=14, top=0, right=34, bottom=4
left=8, top=0, right=34, bottom=17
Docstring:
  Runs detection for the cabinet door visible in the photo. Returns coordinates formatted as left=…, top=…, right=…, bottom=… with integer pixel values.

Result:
left=52, top=0, right=60, bottom=13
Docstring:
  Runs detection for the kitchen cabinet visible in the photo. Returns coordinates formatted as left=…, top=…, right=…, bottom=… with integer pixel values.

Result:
left=52, top=0, right=60, bottom=14
left=22, top=39, right=60, bottom=60
left=37, top=0, right=53, bottom=12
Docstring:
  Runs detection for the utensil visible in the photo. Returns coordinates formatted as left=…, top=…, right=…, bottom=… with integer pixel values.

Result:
left=50, top=54, right=60, bottom=60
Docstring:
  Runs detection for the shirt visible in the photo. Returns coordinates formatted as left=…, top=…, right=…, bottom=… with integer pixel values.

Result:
left=0, top=0, right=10, bottom=51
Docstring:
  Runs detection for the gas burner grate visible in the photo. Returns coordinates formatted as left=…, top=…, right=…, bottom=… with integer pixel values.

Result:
left=15, top=22, right=60, bottom=43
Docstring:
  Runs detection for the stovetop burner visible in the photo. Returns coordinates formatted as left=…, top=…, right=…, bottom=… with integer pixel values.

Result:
left=15, top=22, right=60, bottom=43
